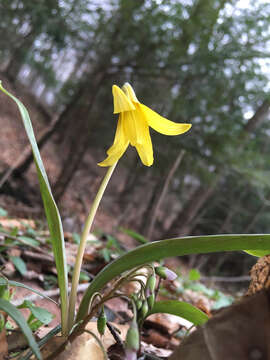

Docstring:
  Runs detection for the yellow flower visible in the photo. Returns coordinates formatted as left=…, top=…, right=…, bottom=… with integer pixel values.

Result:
left=98, top=83, right=191, bottom=167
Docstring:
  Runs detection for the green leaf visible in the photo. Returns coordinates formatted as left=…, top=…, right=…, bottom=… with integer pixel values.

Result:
left=28, top=319, right=44, bottom=332
left=26, top=227, right=38, bottom=237
left=244, top=249, right=269, bottom=257
left=0, top=207, right=8, bottom=217
left=120, top=227, right=148, bottom=244
left=19, top=300, right=54, bottom=325
left=72, top=232, right=81, bottom=245
left=18, top=236, right=40, bottom=247
left=148, top=300, right=208, bottom=326
left=77, top=234, right=270, bottom=321
left=20, top=325, right=62, bottom=360
left=0, top=277, right=58, bottom=305
left=79, top=272, right=90, bottom=282
left=187, top=283, right=216, bottom=297
left=0, top=83, right=68, bottom=334
left=10, top=228, right=18, bottom=236
left=0, top=298, right=41, bottom=359
left=188, top=269, right=201, bottom=281
left=212, top=294, right=234, bottom=310
left=101, top=248, right=111, bottom=262
left=10, top=256, right=27, bottom=276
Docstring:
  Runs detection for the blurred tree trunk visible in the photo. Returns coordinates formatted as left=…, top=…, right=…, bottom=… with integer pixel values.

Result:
left=139, top=179, right=163, bottom=237
left=165, top=99, right=270, bottom=238
left=218, top=188, right=246, bottom=233
left=118, top=157, right=141, bottom=203
left=0, top=82, right=95, bottom=184
left=9, top=115, right=62, bottom=177
left=51, top=1, right=146, bottom=201
left=160, top=0, right=230, bottom=239
left=164, top=180, right=218, bottom=238
left=244, top=202, right=267, bottom=233
left=140, top=150, right=185, bottom=239
left=52, top=71, right=107, bottom=201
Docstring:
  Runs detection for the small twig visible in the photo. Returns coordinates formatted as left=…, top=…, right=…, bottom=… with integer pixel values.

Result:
left=0, top=232, right=51, bottom=257
left=106, top=322, right=124, bottom=347
left=12, top=283, right=90, bottom=306
left=23, top=250, right=54, bottom=263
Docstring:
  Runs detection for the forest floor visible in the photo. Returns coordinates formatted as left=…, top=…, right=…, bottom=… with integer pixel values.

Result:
left=0, top=75, right=250, bottom=359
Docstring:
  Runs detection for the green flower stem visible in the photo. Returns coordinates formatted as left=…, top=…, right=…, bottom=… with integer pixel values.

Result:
left=67, top=162, right=117, bottom=331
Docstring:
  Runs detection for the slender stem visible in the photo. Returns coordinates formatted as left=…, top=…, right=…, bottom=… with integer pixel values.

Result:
left=67, top=163, right=117, bottom=331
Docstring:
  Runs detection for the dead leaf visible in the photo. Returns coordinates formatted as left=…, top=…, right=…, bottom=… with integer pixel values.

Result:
left=141, top=341, right=173, bottom=358
left=8, top=248, right=21, bottom=257
left=7, top=330, right=28, bottom=352
left=248, top=255, right=270, bottom=295
left=169, top=289, right=270, bottom=360
left=147, top=312, right=193, bottom=333
left=0, top=329, right=8, bottom=360
left=41, top=322, right=129, bottom=360
left=2, top=261, right=16, bottom=277
left=0, top=219, right=35, bottom=230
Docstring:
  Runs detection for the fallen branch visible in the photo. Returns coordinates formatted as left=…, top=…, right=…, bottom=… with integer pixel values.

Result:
left=11, top=283, right=90, bottom=306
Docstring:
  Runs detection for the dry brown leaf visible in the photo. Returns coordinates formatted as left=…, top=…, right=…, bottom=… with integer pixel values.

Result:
left=105, top=297, right=132, bottom=318
left=2, top=261, right=16, bottom=277
left=0, top=329, right=8, bottom=360
left=147, top=312, right=193, bottom=333
left=8, top=248, right=21, bottom=257
left=169, top=289, right=270, bottom=360
left=41, top=335, right=104, bottom=360
left=7, top=330, right=28, bottom=352
left=83, top=248, right=98, bottom=262
left=41, top=322, right=129, bottom=360
left=0, top=218, right=35, bottom=230
left=141, top=341, right=173, bottom=358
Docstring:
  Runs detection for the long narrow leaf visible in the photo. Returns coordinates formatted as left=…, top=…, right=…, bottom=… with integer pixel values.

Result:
left=148, top=300, right=208, bottom=326
left=0, top=298, right=41, bottom=359
left=0, top=278, right=58, bottom=305
left=0, top=83, right=68, bottom=333
left=77, top=234, right=270, bottom=321
left=19, top=325, right=62, bottom=360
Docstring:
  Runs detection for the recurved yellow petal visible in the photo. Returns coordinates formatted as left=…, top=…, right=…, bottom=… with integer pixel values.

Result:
left=140, top=103, right=192, bottom=135
left=113, top=85, right=135, bottom=114
left=122, top=83, right=139, bottom=103
left=98, top=143, right=128, bottom=166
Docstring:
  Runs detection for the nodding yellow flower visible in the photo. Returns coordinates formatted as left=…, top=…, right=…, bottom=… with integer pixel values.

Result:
left=98, top=83, right=191, bottom=167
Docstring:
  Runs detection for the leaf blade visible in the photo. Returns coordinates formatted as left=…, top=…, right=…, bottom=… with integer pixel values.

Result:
left=0, top=83, right=68, bottom=333
left=148, top=300, right=209, bottom=326
left=77, top=234, right=270, bottom=321
left=0, top=277, right=58, bottom=305
left=0, top=298, right=41, bottom=359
